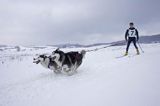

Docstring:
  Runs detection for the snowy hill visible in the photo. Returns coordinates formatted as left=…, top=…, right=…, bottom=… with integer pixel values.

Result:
left=139, top=34, right=160, bottom=43
left=0, top=39, right=160, bottom=106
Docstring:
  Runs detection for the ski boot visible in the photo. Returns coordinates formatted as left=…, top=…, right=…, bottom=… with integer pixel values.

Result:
left=124, top=51, right=128, bottom=56
left=136, top=49, right=140, bottom=55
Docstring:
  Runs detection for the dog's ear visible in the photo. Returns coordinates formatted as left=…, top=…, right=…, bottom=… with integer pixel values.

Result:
left=39, top=54, right=46, bottom=59
left=39, top=55, right=43, bottom=58
left=55, top=48, right=59, bottom=51
left=81, top=50, right=86, bottom=55
left=53, top=48, right=60, bottom=54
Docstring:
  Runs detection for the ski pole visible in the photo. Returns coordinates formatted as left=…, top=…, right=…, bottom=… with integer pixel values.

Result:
left=137, top=41, right=144, bottom=53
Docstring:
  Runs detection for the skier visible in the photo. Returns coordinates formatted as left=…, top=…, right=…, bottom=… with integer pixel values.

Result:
left=124, top=22, right=140, bottom=56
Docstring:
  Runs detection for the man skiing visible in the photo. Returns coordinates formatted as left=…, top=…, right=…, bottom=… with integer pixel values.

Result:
left=124, top=22, right=140, bottom=56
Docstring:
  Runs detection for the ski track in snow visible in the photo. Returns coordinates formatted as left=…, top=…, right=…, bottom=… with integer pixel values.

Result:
left=0, top=44, right=160, bottom=106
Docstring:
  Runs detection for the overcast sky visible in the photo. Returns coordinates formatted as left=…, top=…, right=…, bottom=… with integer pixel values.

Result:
left=0, top=0, right=160, bottom=45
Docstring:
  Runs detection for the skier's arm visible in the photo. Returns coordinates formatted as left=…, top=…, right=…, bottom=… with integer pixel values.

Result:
left=125, top=29, right=129, bottom=41
left=135, top=29, right=139, bottom=41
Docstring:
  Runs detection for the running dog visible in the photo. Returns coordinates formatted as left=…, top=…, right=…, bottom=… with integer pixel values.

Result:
left=33, top=49, right=86, bottom=75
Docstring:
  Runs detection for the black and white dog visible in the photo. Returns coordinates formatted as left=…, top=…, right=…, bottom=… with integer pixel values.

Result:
left=33, top=48, right=86, bottom=75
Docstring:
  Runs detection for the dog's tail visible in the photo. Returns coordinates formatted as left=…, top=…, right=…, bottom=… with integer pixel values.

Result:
left=81, top=50, right=86, bottom=57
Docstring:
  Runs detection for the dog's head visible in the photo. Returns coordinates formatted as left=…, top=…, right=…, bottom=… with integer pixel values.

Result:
left=33, top=53, right=58, bottom=64
left=52, top=48, right=63, bottom=60
left=33, top=54, right=47, bottom=64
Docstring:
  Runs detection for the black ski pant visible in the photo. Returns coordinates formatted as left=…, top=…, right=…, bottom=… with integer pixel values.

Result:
left=126, top=37, right=138, bottom=52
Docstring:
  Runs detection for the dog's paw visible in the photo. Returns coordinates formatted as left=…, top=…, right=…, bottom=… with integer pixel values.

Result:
left=61, top=65, right=77, bottom=76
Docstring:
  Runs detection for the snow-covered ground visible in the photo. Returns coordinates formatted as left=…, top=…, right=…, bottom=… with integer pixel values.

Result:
left=0, top=43, right=160, bottom=106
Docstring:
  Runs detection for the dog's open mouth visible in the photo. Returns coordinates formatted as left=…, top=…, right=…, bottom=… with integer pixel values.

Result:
left=33, top=58, right=40, bottom=64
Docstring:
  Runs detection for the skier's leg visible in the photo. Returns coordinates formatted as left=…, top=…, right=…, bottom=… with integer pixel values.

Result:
left=133, top=38, right=140, bottom=54
left=125, top=38, right=131, bottom=55
left=133, top=38, right=138, bottom=49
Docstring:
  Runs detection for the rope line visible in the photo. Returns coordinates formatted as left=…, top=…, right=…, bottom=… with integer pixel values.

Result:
left=85, top=42, right=124, bottom=53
